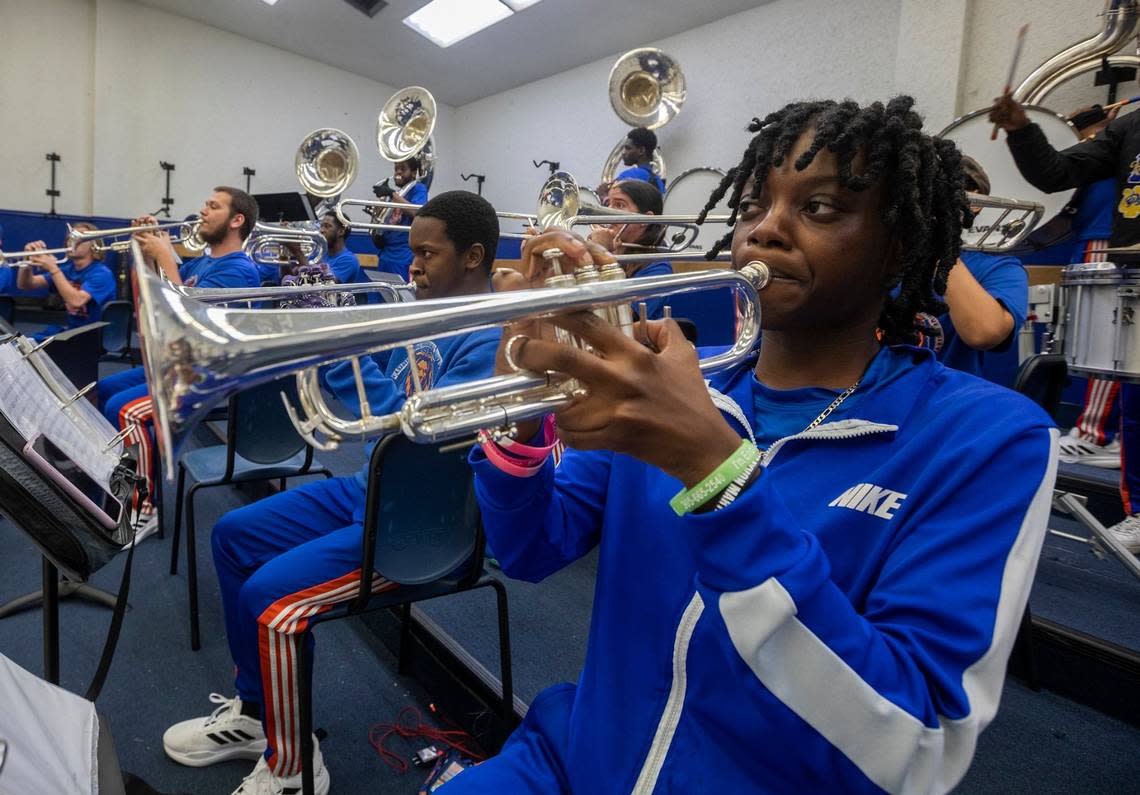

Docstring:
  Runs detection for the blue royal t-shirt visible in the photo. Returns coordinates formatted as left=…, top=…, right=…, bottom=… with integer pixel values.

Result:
left=631, top=260, right=673, bottom=319
left=376, top=182, right=429, bottom=280
left=178, top=250, right=260, bottom=289
left=617, top=165, right=665, bottom=194
left=326, top=248, right=368, bottom=285
left=50, top=260, right=116, bottom=328
left=935, top=250, right=1028, bottom=378
left=0, top=266, right=12, bottom=295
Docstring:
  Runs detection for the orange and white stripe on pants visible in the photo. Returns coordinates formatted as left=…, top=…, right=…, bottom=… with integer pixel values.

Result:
left=120, top=395, right=155, bottom=512
left=257, top=569, right=397, bottom=777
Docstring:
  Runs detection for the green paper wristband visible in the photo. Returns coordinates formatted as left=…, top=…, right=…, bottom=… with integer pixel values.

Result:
left=669, top=439, right=761, bottom=516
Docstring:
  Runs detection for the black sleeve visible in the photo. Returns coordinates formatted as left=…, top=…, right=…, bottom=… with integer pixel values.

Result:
left=1006, top=119, right=1121, bottom=192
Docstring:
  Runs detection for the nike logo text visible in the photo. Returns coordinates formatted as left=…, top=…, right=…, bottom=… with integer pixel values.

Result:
left=828, top=483, right=908, bottom=520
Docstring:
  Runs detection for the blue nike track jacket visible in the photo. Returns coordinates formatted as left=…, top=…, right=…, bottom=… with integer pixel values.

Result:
left=465, top=345, right=1059, bottom=794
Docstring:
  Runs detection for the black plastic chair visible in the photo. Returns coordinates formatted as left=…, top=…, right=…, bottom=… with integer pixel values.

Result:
left=294, top=434, right=513, bottom=795
left=1010, top=352, right=1069, bottom=690
left=0, top=296, right=14, bottom=324
left=170, top=379, right=332, bottom=650
left=1012, top=352, right=1068, bottom=420
left=98, top=301, right=136, bottom=364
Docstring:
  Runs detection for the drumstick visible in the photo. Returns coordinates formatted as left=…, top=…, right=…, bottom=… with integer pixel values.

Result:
left=991, top=23, right=1030, bottom=141
left=1104, top=94, right=1140, bottom=113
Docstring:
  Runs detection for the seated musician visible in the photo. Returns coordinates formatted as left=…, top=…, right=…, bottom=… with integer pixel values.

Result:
left=587, top=177, right=671, bottom=318
left=162, top=191, right=503, bottom=795
left=615, top=126, right=665, bottom=193
left=991, top=91, right=1140, bottom=552
left=95, top=186, right=260, bottom=535
left=445, top=97, right=1058, bottom=794
left=920, top=155, right=1028, bottom=378
left=320, top=211, right=368, bottom=286
left=19, top=222, right=116, bottom=339
left=370, top=157, right=429, bottom=281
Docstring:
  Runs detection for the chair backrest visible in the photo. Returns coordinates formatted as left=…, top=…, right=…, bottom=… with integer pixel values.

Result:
left=363, top=435, right=480, bottom=586
left=1012, top=353, right=1068, bottom=418
left=100, top=301, right=133, bottom=354
left=0, top=295, right=14, bottom=323
left=227, top=378, right=310, bottom=468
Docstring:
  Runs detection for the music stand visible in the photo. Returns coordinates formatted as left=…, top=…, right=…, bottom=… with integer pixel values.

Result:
left=253, top=191, right=317, bottom=223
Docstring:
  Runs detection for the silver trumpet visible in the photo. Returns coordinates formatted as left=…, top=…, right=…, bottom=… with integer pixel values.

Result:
left=68, top=219, right=208, bottom=255
left=242, top=222, right=329, bottom=267
left=176, top=277, right=416, bottom=306
left=132, top=235, right=768, bottom=473
left=0, top=247, right=71, bottom=268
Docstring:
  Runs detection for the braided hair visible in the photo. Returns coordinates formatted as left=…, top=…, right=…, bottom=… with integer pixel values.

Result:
left=697, top=96, right=972, bottom=345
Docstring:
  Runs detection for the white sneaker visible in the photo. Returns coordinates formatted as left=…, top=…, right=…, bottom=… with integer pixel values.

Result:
left=1107, top=514, right=1140, bottom=554
left=1058, top=430, right=1121, bottom=469
left=231, top=750, right=331, bottom=795
left=163, top=693, right=267, bottom=767
left=122, top=512, right=159, bottom=550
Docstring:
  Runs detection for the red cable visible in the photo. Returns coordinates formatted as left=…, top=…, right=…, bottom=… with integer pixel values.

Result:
left=369, top=705, right=487, bottom=773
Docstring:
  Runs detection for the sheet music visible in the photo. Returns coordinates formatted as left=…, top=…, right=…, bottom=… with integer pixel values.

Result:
left=0, top=342, right=124, bottom=492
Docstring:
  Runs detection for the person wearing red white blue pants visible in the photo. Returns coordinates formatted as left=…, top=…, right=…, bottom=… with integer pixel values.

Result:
left=159, top=191, right=503, bottom=795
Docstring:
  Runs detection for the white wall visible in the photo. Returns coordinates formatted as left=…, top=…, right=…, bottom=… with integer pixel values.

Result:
left=452, top=0, right=905, bottom=218
left=1, top=0, right=1127, bottom=224
left=0, top=0, right=457, bottom=220
left=0, top=0, right=97, bottom=216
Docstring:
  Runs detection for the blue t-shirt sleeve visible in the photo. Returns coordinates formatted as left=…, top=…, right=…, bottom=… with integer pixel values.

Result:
left=329, top=250, right=362, bottom=284
left=407, top=183, right=429, bottom=206
left=194, top=254, right=259, bottom=289
left=82, top=265, right=117, bottom=307
left=967, top=253, right=1028, bottom=351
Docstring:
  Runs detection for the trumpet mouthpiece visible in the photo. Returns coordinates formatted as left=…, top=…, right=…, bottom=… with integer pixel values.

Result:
left=743, top=260, right=771, bottom=290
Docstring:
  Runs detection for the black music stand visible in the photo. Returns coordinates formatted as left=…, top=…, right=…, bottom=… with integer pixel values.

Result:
left=253, top=191, right=317, bottom=223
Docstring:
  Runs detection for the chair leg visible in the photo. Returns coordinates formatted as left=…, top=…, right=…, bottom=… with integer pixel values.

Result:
left=297, top=631, right=316, bottom=795
left=489, top=577, right=514, bottom=721
left=155, top=461, right=166, bottom=540
left=397, top=602, right=413, bottom=676
left=186, top=483, right=202, bottom=652
left=279, top=476, right=287, bottom=491
left=1016, top=604, right=1039, bottom=691
left=169, top=466, right=186, bottom=575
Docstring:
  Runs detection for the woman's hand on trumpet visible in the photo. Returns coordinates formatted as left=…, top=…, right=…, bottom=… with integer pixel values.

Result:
left=506, top=312, right=742, bottom=489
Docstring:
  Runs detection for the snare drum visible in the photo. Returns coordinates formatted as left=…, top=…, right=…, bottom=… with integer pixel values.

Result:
left=1057, top=262, right=1140, bottom=382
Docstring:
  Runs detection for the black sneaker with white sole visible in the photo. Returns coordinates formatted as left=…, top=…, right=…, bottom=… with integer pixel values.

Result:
left=163, top=693, right=267, bottom=767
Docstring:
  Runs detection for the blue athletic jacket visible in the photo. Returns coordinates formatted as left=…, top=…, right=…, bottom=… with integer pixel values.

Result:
left=324, top=326, right=500, bottom=485
left=470, top=345, right=1058, bottom=794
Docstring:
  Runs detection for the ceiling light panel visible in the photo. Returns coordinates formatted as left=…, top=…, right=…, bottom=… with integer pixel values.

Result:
left=403, top=0, right=514, bottom=48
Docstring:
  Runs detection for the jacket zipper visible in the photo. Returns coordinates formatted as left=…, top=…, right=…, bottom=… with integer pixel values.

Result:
left=631, top=592, right=705, bottom=795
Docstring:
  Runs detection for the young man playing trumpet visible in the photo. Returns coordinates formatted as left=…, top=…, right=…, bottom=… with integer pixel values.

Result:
left=162, top=191, right=503, bottom=795
left=96, top=186, right=261, bottom=533
left=446, top=97, right=1057, bottom=794
left=19, top=222, right=116, bottom=339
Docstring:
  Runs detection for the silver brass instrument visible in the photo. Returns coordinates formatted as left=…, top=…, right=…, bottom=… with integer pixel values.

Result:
left=242, top=222, right=328, bottom=267
left=296, top=128, right=359, bottom=198
left=67, top=219, right=207, bottom=255
left=335, top=197, right=540, bottom=240
left=964, top=194, right=1045, bottom=252
left=608, top=48, right=686, bottom=129
left=0, top=247, right=70, bottom=268
left=369, top=86, right=438, bottom=224
left=132, top=234, right=768, bottom=470
left=176, top=278, right=416, bottom=306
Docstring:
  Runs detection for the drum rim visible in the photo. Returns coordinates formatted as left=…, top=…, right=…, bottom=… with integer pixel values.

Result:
left=936, top=103, right=1077, bottom=138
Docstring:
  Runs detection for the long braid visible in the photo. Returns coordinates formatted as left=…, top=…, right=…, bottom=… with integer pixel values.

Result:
left=703, top=95, right=972, bottom=345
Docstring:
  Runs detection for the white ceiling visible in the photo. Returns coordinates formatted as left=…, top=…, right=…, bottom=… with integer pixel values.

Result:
left=135, top=0, right=772, bottom=106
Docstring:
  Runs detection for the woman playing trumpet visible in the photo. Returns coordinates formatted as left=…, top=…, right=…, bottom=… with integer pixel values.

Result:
left=448, top=97, right=1058, bottom=794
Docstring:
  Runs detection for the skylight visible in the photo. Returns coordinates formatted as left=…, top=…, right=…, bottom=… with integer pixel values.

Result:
left=404, top=0, right=541, bottom=48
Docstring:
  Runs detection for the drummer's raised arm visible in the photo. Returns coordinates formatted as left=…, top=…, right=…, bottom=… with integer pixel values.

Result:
left=1000, top=100, right=1123, bottom=194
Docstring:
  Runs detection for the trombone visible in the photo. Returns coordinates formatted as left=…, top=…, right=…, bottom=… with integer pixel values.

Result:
left=68, top=219, right=208, bottom=255
left=176, top=278, right=416, bottom=306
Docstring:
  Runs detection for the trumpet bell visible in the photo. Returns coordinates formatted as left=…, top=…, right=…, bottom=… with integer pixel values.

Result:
left=608, top=47, right=686, bottom=129
left=378, top=86, right=437, bottom=162
left=537, top=171, right=599, bottom=229
left=296, top=128, right=360, bottom=198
